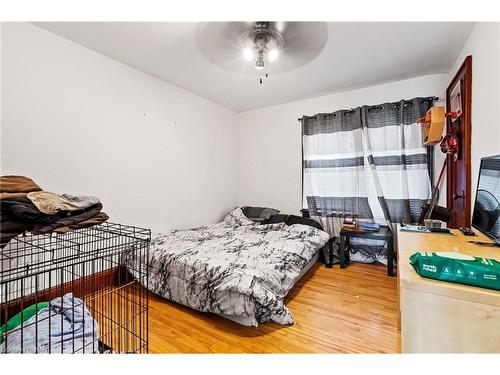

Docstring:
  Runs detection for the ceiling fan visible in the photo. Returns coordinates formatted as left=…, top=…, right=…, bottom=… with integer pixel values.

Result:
left=195, top=22, right=328, bottom=84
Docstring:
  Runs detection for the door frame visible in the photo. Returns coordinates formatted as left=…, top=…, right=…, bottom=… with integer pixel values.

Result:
left=446, top=55, right=472, bottom=228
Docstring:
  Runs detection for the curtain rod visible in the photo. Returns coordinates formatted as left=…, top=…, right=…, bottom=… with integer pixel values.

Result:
left=297, top=96, right=439, bottom=121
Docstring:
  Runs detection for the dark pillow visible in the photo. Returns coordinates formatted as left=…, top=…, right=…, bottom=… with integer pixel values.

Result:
left=285, top=215, right=324, bottom=231
left=265, top=214, right=290, bottom=224
left=241, top=206, right=280, bottom=222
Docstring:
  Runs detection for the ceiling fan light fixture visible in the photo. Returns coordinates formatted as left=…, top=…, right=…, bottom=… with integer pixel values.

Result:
left=245, top=22, right=284, bottom=71
left=255, top=49, right=265, bottom=69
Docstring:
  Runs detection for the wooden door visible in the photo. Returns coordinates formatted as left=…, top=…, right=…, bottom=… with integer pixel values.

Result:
left=446, top=56, right=472, bottom=228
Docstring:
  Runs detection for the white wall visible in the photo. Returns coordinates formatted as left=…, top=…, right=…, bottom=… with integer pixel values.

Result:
left=444, top=23, right=500, bottom=211
left=236, top=74, right=448, bottom=215
left=1, top=23, right=238, bottom=232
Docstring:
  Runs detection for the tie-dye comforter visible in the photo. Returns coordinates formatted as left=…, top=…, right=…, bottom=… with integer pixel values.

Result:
left=126, top=221, right=329, bottom=326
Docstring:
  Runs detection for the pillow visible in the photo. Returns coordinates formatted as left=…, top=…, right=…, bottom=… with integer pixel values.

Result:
left=285, top=215, right=324, bottom=231
left=223, top=207, right=256, bottom=227
left=265, top=214, right=290, bottom=224
left=241, top=206, right=280, bottom=222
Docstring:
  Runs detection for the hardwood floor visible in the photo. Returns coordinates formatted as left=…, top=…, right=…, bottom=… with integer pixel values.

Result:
left=147, top=262, right=400, bottom=353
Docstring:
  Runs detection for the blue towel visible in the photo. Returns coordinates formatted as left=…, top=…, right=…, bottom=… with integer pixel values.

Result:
left=1, top=293, right=99, bottom=353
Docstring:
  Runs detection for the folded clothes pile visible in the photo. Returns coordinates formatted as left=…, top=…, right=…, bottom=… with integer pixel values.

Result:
left=0, top=175, right=109, bottom=248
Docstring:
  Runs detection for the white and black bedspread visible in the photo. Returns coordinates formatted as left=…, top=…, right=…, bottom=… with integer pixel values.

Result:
left=126, top=221, right=329, bottom=326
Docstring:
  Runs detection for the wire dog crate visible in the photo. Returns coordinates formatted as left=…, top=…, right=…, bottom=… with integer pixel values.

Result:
left=0, top=222, right=150, bottom=354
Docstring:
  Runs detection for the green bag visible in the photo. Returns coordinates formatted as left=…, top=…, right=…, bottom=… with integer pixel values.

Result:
left=0, top=302, right=49, bottom=344
left=409, top=252, right=500, bottom=291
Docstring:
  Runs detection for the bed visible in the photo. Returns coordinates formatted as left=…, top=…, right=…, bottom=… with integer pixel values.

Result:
left=125, top=207, right=329, bottom=326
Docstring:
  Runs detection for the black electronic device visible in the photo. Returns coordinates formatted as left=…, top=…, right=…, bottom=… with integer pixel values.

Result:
left=459, top=227, right=476, bottom=236
left=472, top=155, right=500, bottom=245
left=429, top=227, right=451, bottom=234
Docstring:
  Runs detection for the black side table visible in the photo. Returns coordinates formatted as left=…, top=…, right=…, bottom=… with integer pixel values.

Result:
left=338, top=226, right=395, bottom=276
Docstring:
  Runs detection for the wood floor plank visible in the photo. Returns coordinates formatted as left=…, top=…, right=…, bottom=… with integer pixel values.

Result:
left=146, top=262, right=400, bottom=353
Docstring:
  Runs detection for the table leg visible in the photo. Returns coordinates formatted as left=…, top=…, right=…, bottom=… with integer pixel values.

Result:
left=346, top=237, right=351, bottom=265
left=340, top=235, right=346, bottom=269
left=387, top=237, right=394, bottom=277
left=325, top=239, right=333, bottom=268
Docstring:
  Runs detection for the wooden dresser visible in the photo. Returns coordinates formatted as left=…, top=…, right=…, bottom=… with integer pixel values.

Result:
left=398, top=226, right=500, bottom=353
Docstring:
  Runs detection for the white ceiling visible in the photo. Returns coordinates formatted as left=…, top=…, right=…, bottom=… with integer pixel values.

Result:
left=34, top=22, right=474, bottom=112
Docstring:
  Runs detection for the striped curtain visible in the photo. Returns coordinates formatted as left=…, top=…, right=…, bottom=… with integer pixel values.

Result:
left=361, top=98, right=433, bottom=226
left=303, top=97, right=433, bottom=262
left=303, top=107, right=371, bottom=238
